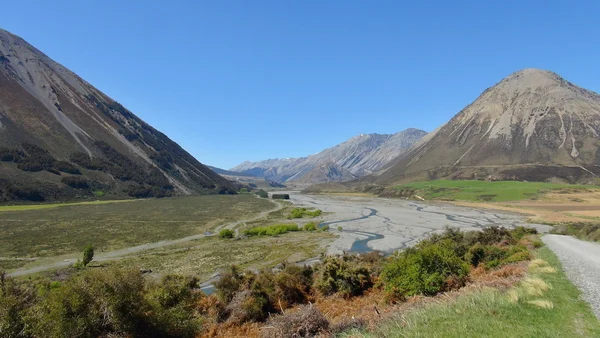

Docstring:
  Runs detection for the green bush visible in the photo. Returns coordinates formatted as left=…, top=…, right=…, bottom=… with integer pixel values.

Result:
left=27, top=268, right=202, bottom=338
left=303, top=222, right=317, bottom=231
left=320, top=225, right=330, bottom=231
left=510, top=226, right=538, bottom=240
left=28, top=268, right=148, bottom=337
left=82, top=245, right=94, bottom=267
left=144, top=275, right=202, bottom=337
left=313, top=255, right=373, bottom=298
left=244, top=224, right=299, bottom=236
left=0, top=272, right=35, bottom=338
left=381, top=239, right=469, bottom=299
left=289, top=208, right=323, bottom=219
left=215, top=265, right=246, bottom=303
left=255, top=189, right=269, bottom=198
left=219, top=229, right=234, bottom=239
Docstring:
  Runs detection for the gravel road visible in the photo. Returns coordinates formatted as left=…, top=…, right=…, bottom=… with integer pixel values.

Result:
left=543, top=234, right=600, bottom=319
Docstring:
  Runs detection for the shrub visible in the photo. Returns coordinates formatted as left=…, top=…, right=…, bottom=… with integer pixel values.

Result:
left=244, top=224, right=299, bottom=236
left=289, top=208, right=322, bottom=219
left=289, top=208, right=305, bottom=219
left=272, top=194, right=290, bottom=200
left=269, top=263, right=313, bottom=308
left=82, top=245, right=94, bottom=267
left=61, top=176, right=89, bottom=189
left=215, top=265, right=246, bottom=303
left=0, top=272, right=35, bottom=338
left=337, top=226, right=343, bottom=231
left=262, top=305, right=329, bottom=338
left=54, top=161, right=81, bottom=175
left=0, top=148, right=24, bottom=162
left=28, top=268, right=148, bottom=337
left=256, top=189, right=269, bottom=198
left=511, top=226, right=538, bottom=240
left=144, top=275, right=202, bottom=337
left=320, top=225, right=330, bottom=231
left=219, top=229, right=234, bottom=239
left=303, top=222, right=317, bottom=231
left=225, top=290, right=270, bottom=324
left=313, top=255, right=373, bottom=298
left=381, top=239, right=469, bottom=299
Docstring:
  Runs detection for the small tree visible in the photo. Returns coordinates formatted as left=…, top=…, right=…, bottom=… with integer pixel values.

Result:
left=219, top=229, right=234, bottom=239
left=82, top=245, right=94, bottom=267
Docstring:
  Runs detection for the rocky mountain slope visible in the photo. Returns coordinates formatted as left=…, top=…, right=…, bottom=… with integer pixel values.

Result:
left=374, top=69, right=600, bottom=185
left=232, top=128, right=426, bottom=183
left=0, top=28, right=235, bottom=202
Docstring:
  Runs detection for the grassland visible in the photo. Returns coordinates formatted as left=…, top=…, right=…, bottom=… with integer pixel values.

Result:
left=344, top=246, right=600, bottom=337
left=108, top=231, right=334, bottom=279
left=393, top=180, right=589, bottom=202
left=0, top=195, right=273, bottom=268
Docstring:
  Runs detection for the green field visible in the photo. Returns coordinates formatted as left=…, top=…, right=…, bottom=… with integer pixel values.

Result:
left=344, top=246, right=600, bottom=337
left=393, top=180, right=589, bottom=202
left=0, top=195, right=273, bottom=265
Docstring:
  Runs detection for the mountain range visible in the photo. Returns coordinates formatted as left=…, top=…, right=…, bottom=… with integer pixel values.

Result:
left=0, top=28, right=235, bottom=202
left=231, top=128, right=426, bottom=183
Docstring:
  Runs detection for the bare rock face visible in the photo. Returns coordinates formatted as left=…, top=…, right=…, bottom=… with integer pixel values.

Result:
left=376, top=69, right=600, bottom=184
left=0, top=28, right=235, bottom=202
left=231, top=129, right=426, bottom=183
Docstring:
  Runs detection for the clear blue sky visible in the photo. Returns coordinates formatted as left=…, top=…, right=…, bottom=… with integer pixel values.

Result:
left=3, top=1, right=600, bottom=169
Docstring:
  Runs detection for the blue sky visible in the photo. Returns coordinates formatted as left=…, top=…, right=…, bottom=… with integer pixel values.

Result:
left=2, top=1, right=600, bottom=169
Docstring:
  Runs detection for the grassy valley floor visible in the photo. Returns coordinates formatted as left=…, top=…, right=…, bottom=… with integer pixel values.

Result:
left=0, top=194, right=276, bottom=271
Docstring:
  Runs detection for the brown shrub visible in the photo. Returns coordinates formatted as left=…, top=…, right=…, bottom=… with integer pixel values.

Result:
left=226, top=290, right=270, bottom=325
left=261, top=305, right=329, bottom=338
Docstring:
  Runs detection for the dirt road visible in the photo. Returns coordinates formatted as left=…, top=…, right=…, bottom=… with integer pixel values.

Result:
left=543, top=235, right=600, bottom=319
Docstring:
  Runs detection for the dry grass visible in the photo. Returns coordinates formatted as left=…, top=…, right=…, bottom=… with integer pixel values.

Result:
left=453, top=189, right=600, bottom=224
left=521, top=277, right=551, bottom=296
left=527, top=299, right=554, bottom=309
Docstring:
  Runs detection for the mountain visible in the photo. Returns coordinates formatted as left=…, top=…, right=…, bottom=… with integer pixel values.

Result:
left=374, top=69, right=600, bottom=185
left=0, top=28, right=236, bottom=202
left=231, top=128, right=426, bottom=183
left=207, top=166, right=257, bottom=177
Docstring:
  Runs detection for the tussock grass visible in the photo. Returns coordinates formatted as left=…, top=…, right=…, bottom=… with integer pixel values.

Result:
left=521, top=277, right=551, bottom=296
left=527, top=299, right=554, bottom=309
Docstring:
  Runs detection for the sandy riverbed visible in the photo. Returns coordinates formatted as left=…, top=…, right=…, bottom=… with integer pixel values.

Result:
left=289, top=193, right=551, bottom=255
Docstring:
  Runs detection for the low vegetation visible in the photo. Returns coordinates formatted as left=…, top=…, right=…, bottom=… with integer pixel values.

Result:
left=0, top=226, right=547, bottom=337
left=288, top=207, right=322, bottom=219
left=345, top=247, right=600, bottom=337
left=218, top=229, right=234, bottom=239
left=0, top=268, right=202, bottom=338
left=0, top=195, right=273, bottom=268
left=550, top=222, right=600, bottom=242
left=255, top=189, right=269, bottom=198
left=388, top=180, right=589, bottom=202
left=244, top=224, right=300, bottom=236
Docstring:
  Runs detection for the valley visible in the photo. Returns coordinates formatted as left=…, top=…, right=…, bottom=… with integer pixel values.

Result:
left=4, top=190, right=553, bottom=281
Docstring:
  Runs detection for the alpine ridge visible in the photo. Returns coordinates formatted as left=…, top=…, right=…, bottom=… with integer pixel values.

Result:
left=0, top=28, right=235, bottom=202
left=232, top=128, right=426, bottom=183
